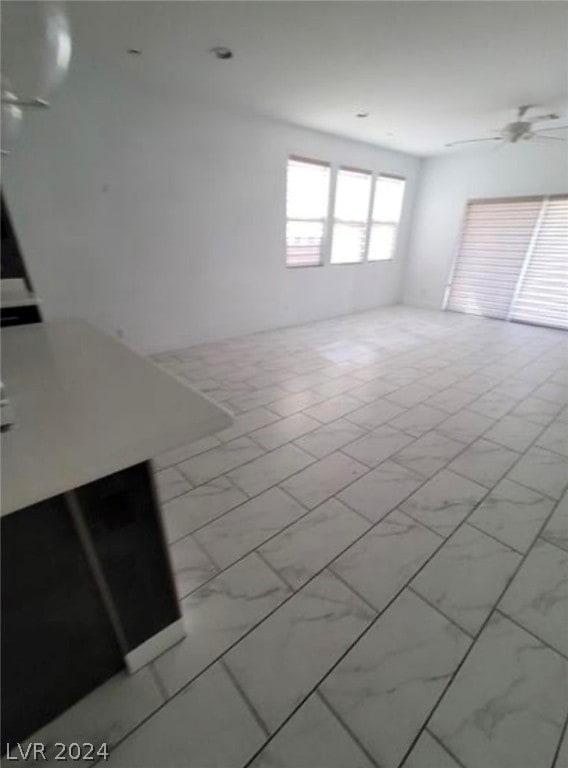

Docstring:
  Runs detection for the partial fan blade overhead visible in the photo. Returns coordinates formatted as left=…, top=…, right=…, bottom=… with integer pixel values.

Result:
left=517, top=105, right=532, bottom=119
left=530, top=113, right=559, bottom=122
left=532, top=135, right=566, bottom=142
left=534, top=125, right=568, bottom=133
left=445, top=137, right=502, bottom=147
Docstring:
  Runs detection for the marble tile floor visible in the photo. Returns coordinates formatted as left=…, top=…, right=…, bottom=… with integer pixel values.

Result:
left=18, top=306, right=568, bottom=768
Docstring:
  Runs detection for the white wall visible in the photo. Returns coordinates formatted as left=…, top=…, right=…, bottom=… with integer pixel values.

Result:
left=3, top=67, right=420, bottom=352
left=402, top=142, right=568, bottom=309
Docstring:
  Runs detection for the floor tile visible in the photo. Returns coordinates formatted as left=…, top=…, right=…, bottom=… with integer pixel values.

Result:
left=18, top=668, right=163, bottom=766
left=321, top=590, right=470, bottom=768
left=178, top=436, right=265, bottom=485
left=224, top=570, right=375, bottom=732
left=227, top=444, right=314, bottom=497
left=430, top=613, right=568, bottom=768
left=436, top=409, right=495, bottom=444
left=507, top=446, right=568, bottom=500
left=468, top=391, right=517, bottom=420
left=386, top=382, right=437, bottom=407
left=533, top=380, right=568, bottom=405
left=536, top=421, right=568, bottom=458
left=259, top=498, right=370, bottom=589
left=425, top=386, right=479, bottom=414
left=349, top=378, right=398, bottom=403
left=345, top=398, right=406, bottom=429
left=303, top=394, right=363, bottom=423
left=250, top=413, right=320, bottom=451
left=401, top=469, right=487, bottom=536
left=482, top=414, right=544, bottom=453
left=512, top=396, right=564, bottom=427
left=169, top=535, right=218, bottom=598
left=412, top=524, right=520, bottom=635
left=448, top=438, right=520, bottom=489
left=342, top=424, right=414, bottom=467
left=541, top=492, right=568, bottom=552
left=153, top=435, right=221, bottom=470
left=388, top=403, right=449, bottom=437
left=215, top=407, right=280, bottom=442
left=107, top=664, right=265, bottom=768
left=161, top=476, right=248, bottom=543
left=338, top=460, right=425, bottom=522
left=268, top=390, right=327, bottom=417
left=469, top=478, right=554, bottom=553
left=401, top=731, right=462, bottom=768
left=280, top=451, right=368, bottom=509
left=393, top=431, right=466, bottom=478
left=154, top=466, right=192, bottom=503
left=194, top=487, right=307, bottom=569
left=499, top=538, right=568, bottom=657
left=293, top=418, right=366, bottom=458
left=249, top=694, right=375, bottom=768
left=153, top=554, right=290, bottom=697
left=330, top=510, right=441, bottom=611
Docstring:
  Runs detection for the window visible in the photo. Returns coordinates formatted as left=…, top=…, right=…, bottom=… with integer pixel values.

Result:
left=368, top=175, right=406, bottom=261
left=446, top=195, right=568, bottom=330
left=285, top=157, right=407, bottom=267
left=286, top=157, right=331, bottom=267
left=330, top=168, right=372, bottom=264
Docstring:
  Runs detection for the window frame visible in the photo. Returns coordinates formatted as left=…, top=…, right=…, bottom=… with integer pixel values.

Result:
left=367, top=173, right=407, bottom=263
left=284, top=154, right=407, bottom=268
left=285, top=154, right=332, bottom=269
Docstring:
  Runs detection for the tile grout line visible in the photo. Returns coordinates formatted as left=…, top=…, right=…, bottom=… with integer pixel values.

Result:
left=552, top=713, right=568, bottom=768
left=315, top=690, right=383, bottom=768
left=406, top=585, right=475, bottom=641
left=425, top=728, right=468, bottom=768
left=494, top=607, right=568, bottom=662
left=219, top=658, right=272, bottom=738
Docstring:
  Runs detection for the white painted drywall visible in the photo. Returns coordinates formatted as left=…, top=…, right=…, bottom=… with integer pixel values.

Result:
left=402, top=142, right=568, bottom=309
left=2, top=64, right=420, bottom=352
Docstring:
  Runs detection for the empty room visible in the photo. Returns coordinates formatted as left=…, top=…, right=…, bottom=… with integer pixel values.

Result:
left=1, top=2, right=567, bottom=767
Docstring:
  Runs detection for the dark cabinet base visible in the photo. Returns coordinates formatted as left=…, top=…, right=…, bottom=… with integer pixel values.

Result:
left=1, top=461, right=181, bottom=754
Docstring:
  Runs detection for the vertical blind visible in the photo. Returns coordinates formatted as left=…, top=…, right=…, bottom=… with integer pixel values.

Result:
left=330, top=168, right=372, bottom=264
left=286, top=157, right=330, bottom=267
left=446, top=196, right=568, bottom=330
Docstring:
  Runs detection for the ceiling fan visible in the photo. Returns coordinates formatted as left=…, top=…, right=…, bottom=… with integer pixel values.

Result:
left=446, top=105, right=567, bottom=148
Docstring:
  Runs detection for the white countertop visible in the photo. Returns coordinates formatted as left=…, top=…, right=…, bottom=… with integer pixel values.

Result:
left=1, top=320, right=232, bottom=516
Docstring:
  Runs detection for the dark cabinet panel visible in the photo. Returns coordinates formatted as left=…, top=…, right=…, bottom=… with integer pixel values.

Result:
left=1, top=496, right=124, bottom=752
left=76, top=463, right=180, bottom=650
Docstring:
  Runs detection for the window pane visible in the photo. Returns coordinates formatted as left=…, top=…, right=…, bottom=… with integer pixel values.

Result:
left=286, top=159, right=330, bottom=220
left=331, top=223, right=367, bottom=264
left=286, top=220, right=324, bottom=267
left=373, top=176, right=406, bottom=223
left=334, top=168, right=372, bottom=222
left=368, top=223, right=397, bottom=261
left=331, top=168, right=372, bottom=264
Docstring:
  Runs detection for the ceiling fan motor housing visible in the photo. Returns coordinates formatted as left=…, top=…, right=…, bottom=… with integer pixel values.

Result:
left=504, top=120, right=532, bottom=142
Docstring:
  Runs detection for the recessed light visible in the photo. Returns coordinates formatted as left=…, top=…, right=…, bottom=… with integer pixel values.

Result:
left=210, top=46, right=234, bottom=60
left=127, top=48, right=142, bottom=55
left=356, top=112, right=369, bottom=118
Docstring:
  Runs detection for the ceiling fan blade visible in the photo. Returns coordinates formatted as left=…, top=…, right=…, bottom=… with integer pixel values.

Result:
left=532, top=135, right=566, bottom=142
left=445, top=137, right=502, bottom=147
left=518, top=105, right=532, bottom=119
left=530, top=113, right=560, bottom=122
left=534, top=125, right=568, bottom=133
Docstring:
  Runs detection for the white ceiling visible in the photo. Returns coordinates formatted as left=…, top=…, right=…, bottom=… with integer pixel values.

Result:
left=41, top=2, right=568, bottom=155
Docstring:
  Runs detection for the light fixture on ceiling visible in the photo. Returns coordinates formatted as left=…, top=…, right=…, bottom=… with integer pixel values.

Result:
left=210, top=46, right=233, bottom=60
left=356, top=111, right=369, bottom=118
left=127, top=48, right=142, bottom=55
